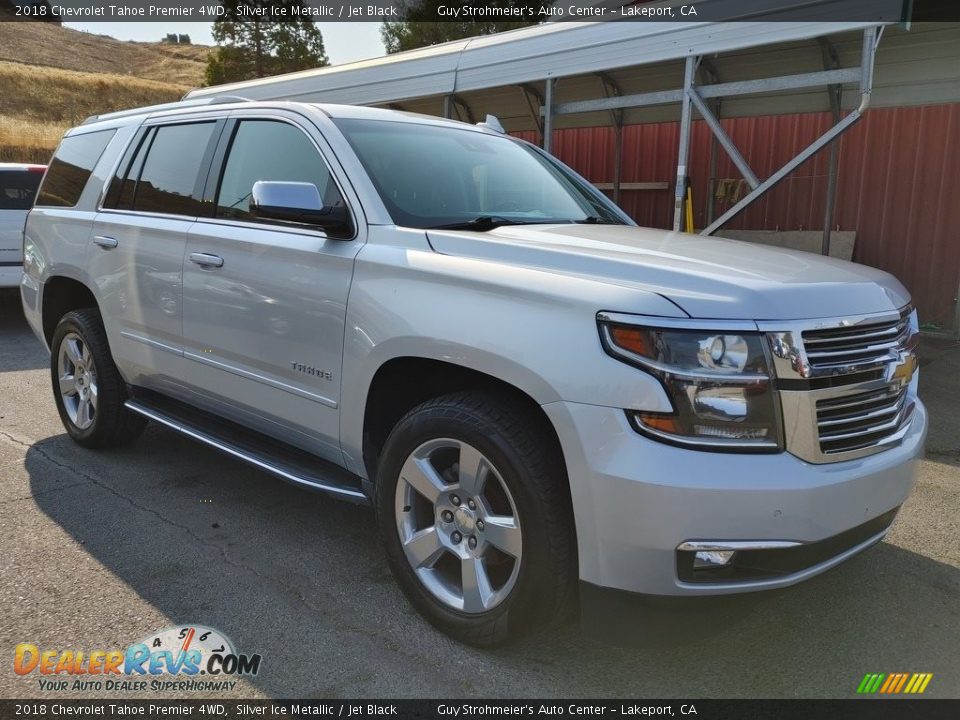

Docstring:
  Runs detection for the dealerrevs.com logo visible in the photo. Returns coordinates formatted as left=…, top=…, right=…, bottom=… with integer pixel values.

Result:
left=13, top=625, right=262, bottom=693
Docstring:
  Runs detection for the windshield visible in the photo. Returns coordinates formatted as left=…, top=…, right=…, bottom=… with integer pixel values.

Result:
left=332, top=118, right=627, bottom=230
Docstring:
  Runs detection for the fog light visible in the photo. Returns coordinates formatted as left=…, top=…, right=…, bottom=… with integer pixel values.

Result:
left=693, top=550, right=736, bottom=569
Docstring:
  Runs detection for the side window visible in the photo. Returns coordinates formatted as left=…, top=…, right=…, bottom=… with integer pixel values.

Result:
left=132, top=122, right=216, bottom=216
left=35, top=129, right=115, bottom=207
left=103, top=129, right=151, bottom=211
left=216, top=120, right=343, bottom=222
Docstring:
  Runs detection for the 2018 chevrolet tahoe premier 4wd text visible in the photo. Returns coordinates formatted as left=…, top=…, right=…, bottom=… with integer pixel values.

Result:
left=21, top=100, right=926, bottom=645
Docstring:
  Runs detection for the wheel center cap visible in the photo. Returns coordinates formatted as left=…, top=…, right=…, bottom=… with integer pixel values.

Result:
left=453, top=507, right=477, bottom=534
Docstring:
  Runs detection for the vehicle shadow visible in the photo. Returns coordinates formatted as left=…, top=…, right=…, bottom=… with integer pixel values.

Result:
left=0, top=291, right=46, bottom=372
left=21, top=426, right=960, bottom=698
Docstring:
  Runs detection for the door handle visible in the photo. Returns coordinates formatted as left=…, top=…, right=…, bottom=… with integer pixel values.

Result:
left=93, top=235, right=118, bottom=249
left=189, top=252, right=224, bottom=268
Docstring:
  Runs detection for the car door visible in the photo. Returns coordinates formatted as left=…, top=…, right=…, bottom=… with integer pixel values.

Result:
left=181, top=112, right=364, bottom=463
left=90, top=118, right=223, bottom=391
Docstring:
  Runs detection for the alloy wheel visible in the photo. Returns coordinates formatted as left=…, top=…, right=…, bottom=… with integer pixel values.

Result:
left=57, top=332, right=98, bottom=430
left=394, top=438, right=523, bottom=613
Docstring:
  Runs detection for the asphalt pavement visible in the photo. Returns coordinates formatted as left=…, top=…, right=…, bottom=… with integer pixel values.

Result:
left=0, top=291, right=957, bottom=699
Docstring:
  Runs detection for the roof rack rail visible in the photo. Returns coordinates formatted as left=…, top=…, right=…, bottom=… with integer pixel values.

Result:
left=81, top=95, right=252, bottom=126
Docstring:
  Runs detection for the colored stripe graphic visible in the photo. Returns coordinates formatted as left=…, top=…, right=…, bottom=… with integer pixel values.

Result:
left=857, top=673, right=933, bottom=694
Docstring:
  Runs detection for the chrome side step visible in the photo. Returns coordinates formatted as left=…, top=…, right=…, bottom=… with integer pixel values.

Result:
left=124, top=391, right=368, bottom=505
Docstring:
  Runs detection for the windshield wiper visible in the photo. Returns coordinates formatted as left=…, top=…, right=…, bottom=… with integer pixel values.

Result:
left=574, top=216, right=618, bottom=225
left=427, top=216, right=540, bottom=231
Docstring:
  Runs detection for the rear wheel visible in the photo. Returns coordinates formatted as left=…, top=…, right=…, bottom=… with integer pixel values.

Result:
left=50, top=308, right=146, bottom=448
left=375, top=391, right=576, bottom=646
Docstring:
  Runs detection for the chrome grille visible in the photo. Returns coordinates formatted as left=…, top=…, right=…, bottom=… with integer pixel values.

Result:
left=801, top=312, right=910, bottom=375
left=816, top=385, right=911, bottom=455
left=764, top=306, right=919, bottom=464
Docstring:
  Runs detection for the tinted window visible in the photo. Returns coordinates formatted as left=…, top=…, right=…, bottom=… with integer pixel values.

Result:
left=103, top=130, right=150, bottom=211
left=133, top=123, right=216, bottom=216
left=216, top=120, right=341, bottom=221
left=0, top=169, right=43, bottom=210
left=35, top=130, right=115, bottom=207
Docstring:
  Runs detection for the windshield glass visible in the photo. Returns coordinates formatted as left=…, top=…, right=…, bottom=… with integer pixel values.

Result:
left=332, top=118, right=626, bottom=230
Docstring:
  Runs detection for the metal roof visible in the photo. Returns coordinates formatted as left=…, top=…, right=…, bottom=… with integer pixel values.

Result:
left=183, top=19, right=893, bottom=111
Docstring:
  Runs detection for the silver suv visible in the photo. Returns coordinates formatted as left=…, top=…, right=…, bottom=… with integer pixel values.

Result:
left=21, top=99, right=926, bottom=645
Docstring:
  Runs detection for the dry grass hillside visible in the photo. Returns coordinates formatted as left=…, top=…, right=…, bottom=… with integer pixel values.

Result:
left=0, top=23, right=212, bottom=162
left=0, top=23, right=210, bottom=85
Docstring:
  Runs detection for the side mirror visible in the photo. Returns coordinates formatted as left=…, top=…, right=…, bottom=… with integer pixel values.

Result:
left=250, top=180, right=353, bottom=237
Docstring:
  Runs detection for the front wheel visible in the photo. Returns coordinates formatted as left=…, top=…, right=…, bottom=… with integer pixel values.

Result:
left=50, top=308, right=146, bottom=448
left=374, top=391, right=576, bottom=646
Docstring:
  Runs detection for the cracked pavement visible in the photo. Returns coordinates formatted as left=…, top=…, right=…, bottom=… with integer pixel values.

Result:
left=0, top=292, right=958, bottom=699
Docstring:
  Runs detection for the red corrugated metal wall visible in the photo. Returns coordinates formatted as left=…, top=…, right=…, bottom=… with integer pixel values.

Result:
left=516, top=104, right=960, bottom=326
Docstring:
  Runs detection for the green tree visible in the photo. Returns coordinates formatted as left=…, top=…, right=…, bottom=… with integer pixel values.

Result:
left=381, top=0, right=549, bottom=54
left=206, top=0, right=329, bottom=85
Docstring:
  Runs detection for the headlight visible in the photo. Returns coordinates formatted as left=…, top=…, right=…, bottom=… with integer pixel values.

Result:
left=598, top=319, right=781, bottom=451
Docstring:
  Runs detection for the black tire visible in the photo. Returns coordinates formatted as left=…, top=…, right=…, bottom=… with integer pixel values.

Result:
left=50, top=308, right=146, bottom=449
left=374, top=391, right=576, bottom=646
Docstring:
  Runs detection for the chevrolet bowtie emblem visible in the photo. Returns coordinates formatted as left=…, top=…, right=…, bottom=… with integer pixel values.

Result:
left=887, top=352, right=918, bottom=385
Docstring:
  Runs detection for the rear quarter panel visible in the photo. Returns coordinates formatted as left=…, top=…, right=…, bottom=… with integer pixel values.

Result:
left=22, top=125, right=136, bottom=349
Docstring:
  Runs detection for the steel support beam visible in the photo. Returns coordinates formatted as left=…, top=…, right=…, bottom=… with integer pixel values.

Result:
left=818, top=37, right=843, bottom=257
left=597, top=72, right=625, bottom=205
left=442, top=95, right=454, bottom=119
left=688, top=88, right=760, bottom=190
left=542, top=78, right=555, bottom=152
left=701, top=111, right=864, bottom=236
left=553, top=67, right=861, bottom=117
left=702, top=27, right=878, bottom=237
left=673, top=56, right=697, bottom=232
left=518, top=84, right=545, bottom=143
left=698, top=60, right=722, bottom=227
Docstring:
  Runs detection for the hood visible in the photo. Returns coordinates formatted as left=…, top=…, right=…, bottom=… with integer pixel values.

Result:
left=425, top=224, right=910, bottom=321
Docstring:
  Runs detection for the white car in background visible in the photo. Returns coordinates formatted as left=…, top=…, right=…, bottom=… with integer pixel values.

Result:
left=0, top=163, right=46, bottom=288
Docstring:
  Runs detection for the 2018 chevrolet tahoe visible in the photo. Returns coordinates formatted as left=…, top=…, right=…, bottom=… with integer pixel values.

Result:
left=20, top=99, right=926, bottom=645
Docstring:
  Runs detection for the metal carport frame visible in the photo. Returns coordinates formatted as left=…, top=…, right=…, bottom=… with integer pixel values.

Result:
left=541, top=26, right=883, bottom=240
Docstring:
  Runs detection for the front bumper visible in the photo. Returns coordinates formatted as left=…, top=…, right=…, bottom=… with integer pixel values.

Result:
left=542, top=398, right=927, bottom=597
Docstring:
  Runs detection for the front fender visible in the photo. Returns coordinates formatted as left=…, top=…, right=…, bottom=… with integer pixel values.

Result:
left=338, top=237, right=682, bottom=476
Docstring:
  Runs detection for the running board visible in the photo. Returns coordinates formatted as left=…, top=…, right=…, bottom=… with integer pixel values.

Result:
left=124, top=390, right=368, bottom=505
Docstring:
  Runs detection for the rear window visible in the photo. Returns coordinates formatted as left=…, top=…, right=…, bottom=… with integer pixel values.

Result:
left=0, top=170, right=43, bottom=210
left=36, top=130, right=115, bottom=207
left=104, top=122, right=216, bottom=216
left=132, top=122, right=216, bottom=216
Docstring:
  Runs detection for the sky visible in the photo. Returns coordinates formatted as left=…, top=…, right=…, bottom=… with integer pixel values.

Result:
left=64, top=22, right=386, bottom=66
